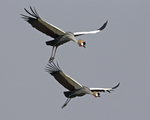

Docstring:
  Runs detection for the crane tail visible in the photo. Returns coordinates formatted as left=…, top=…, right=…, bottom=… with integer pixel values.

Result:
left=64, top=91, right=71, bottom=98
left=45, top=40, right=55, bottom=46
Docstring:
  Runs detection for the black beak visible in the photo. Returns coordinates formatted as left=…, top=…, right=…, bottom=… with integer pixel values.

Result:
left=83, top=42, right=86, bottom=48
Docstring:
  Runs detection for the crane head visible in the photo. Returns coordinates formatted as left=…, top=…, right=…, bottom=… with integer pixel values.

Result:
left=93, top=91, right=100, bottom=98
left=78, top=39, right=86, bottom=48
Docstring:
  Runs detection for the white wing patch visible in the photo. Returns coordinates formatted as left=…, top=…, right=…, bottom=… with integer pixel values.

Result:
left=38, top=18, right=65, bottom=36
left=90, top=83, right=120, bottom=92
left=74, top=30, right=101, bottom=36
left=63, top=73, right=83, bottom=89
left=90, top=87, right=113, bottom=91
left=74, top=20, right=108, bottom=36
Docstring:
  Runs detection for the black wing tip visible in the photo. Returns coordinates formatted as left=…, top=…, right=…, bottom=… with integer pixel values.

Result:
left=21, top=6, right=39, bottom=18
left=99, top=20, right=108, bottom=31
left=112, top=83, right=120, bottom=89
left=106, top=90, right=111, bottom=93
left=106, top=82, right=120, bottom=93
left=45, top=61, right=62, bottom=74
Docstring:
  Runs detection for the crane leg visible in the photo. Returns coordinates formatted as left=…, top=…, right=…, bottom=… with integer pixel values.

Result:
left=52, top=46, right=58, bottom=61
left=49, top=47, right=54, bottom=62
left=49, top=46, right=58, bottom=62
left=61, top=98, right=71, bottom=109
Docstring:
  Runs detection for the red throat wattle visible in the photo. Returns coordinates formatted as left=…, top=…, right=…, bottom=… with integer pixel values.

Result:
left=95, top=96, right=97, bottom=98
left=79, top=45, right=81, bottom=47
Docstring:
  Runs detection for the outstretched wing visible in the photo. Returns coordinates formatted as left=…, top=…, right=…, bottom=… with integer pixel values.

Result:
left=74, top=20, right=108, bottom=37
left=45, top=62, right=82, bottom=91
left=90, top=83, right=120, bottom=93
left=21, top=6, right=65, bottom=38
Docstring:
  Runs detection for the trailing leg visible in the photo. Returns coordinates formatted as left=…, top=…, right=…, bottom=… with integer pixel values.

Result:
left=61, top=98, right=71, bottom=109
left=49, top=47, right=55, bottom=62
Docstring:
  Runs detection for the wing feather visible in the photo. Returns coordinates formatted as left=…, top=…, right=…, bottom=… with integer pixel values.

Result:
left=21, top=6, right=65, bottom=38
left=90, top=83, right=120, bottom=93
left=74, top=20, right=108, bottom=36
left=45, top=62, right=82, bottom=90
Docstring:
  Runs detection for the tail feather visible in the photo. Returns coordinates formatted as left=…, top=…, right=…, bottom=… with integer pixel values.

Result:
left=64, top=91, right=71, bottom=98
left=45, top=40, right=55, bottom=46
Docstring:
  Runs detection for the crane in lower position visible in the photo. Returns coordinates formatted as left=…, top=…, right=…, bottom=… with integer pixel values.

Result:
left=21, top=7, right=108, bottom=61
left=45, top=62, right=120, bottom=109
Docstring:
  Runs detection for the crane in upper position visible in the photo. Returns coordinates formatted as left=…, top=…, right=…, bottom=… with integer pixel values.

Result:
left=45, top=62, right=120, bottom=109
left=21, top=7, right=108, bottom=61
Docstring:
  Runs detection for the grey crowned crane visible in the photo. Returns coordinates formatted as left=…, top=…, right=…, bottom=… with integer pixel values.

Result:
left=21, top=7, right=108, bottom=61
left=45, top=62, right=120, bottom=109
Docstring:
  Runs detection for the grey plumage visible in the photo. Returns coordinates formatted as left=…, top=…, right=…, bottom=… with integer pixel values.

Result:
left=46, top=62, right=120, bottom=109
left=46, top=32, right=75, bottom=46
left=21, top=6, right=108, bottom=61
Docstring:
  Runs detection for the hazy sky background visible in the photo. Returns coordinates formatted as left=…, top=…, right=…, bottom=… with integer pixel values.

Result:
left=1, top=0, right=150, bottom=120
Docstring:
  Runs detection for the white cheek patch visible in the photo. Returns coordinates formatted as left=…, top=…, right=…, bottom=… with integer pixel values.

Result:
left=80, top=42, right=84, bottom=46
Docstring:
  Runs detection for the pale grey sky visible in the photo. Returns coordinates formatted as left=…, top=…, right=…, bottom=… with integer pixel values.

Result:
left=0, top=0, right=150, bottom=120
